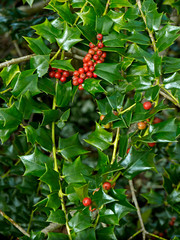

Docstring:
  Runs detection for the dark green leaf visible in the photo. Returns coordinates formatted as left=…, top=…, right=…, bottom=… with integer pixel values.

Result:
left=56, top=81, right=72, bottom=107
left=77, top=24, right=97, bottom=43
left=47, top=210, right=65, bottom=224
left=119, top=134, right=128, bottom=159
left=144, top=52, right=162, bottom=77
left=47, top=232, right=68, bottom=240
left=110, top=0, right=133, bottom=8
left=24, top=36, right=51, bottom=55
left=107, top=91, right=125, bottom=109
left=42, top=110, right=61, bottom=126
left=92, top=188, right=117, bottom=208
left=51, top=59, right=75, bottom=71
left=36, top=126, right=52, bottom=152
left=77, top=6, right=96, bottom=26
left=99, top=208, right=119, bottom=225
left=69, top=212, right=92, bottom=233
left=74, top=184, right=89, bottom=201
left=96, top=226, right=117, bottom=240
left=141, top=190, right=164, bottom=205
left=103, top=31, right=126, bottom=48
left=75, top=228, right=96, bottom=240
left=46, top=192, right=61, bottom=211
left=96, top=15, right=114, bottom=35
left=167, top=190, right=180, bottom=214
left=163, top=56, right=180, bottom=74
left=163, top=72, right=180, bottom=90
left=38, top=77, right=55, bottom=95
left=83, top=78, right=105, bottom=96
left=87, top=0, right=105, bottom=16
left=30, top=55, right=50, bottom=77
left=0, top=64, right=20, bottom=87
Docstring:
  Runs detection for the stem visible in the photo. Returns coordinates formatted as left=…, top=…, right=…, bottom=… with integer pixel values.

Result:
left=129, top=180, right=147, bottom=240
left=118, top=103, right=136, bottom=115
left=111, top=171, right=121, bottom=184
left=111, top=128, right=120, bottom=164
left=103, top=0, right=111, bottom=15
left=93, top=213, right=100, bottom=228
left=128, top=229, right=143, bottom=240
left=0, top=209, right=30, bottom=237
left=0, top=88, right=12, bottom=94
left=147, top=233, right=168, bottom=240
left=50, top=48, right=61, bottom=64
left=73, top=1, right=88, bottom=26
left=27, top=210, right=34, bottom=233
left=160, top=86, right=179, bottom=105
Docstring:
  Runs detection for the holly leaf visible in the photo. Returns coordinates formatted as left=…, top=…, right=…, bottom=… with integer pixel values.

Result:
left=24, top=36, right=51, bottom=55
left=51, top=59, right=75, bottom=71
left=46, top=192, right=61, bottom=211
left=96, top=227, right=117, bottom=240
left=92, top=188, right=117, bottom=208
left=41, top=110, right=61, bottom=126
left=56, top=81, right=72, bottom=107
left=69, top=212, right=92, bottom=233
left=20, top=147, right=53, bottom=177
left=107, top=90, right=125, bottom=109
left=77, top=6, right=96, bottom=26
left=99, top=208, right=119, bottom=225
left=75, top=229, right=96, bottom=240
left=47, top=232, right=68, bottom=240
left=57, top=109, right=70, bottom=129
left=103, top=31, right=126, bottom=48
left=87, top=0, right=105, bottom=16
left=58, top=133, right=89, bottom=160
left=0, top=64, right=20, bottom=87
left=120, top=147, right=156, bottom=179
left=96, top=15, right=114, bottom=35
left=141, top=189, right=164, bottom=205
left=163, top=56, right=180, bottom=74
left=30, top=55, right=50, bottom=77
left=110, top=0, right=133, bottom=7
left=163, top=72, right=180, bottom=90
left=83, top=78, right=105, bottom=96
left=47, top=210, right=65, bottom=224
left=56, top=24, right=82, bottom=51
left=167, top=190, right=180, bottom=214
left=144, top=52, right=162, bottom=77
left=84, top=123, right=113, bottom=150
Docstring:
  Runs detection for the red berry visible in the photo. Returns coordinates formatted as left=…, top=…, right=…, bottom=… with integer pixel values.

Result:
left=63, top=71, right=69, bottom=78
left=87, top=61, right=94, bottom=67
left=82, top=197, right=92, bottom=206
left=99, top=57, right=104, bottom=62
left=58, top=69, right=63, bottom=73
left=74, top=70, right=79, bottom=76
left=89, top=42, right=95, bottom=48
left=169, top=220, right=174, bottom=226
left=93, top=46, right=98, bottom=52
left=101, top=52, right=106, bottom=58
left=89, top=66, right=95, bottom=72
left=86, top=53, right=92, bottom=58
left=84, top=56, right=91, bottom=63
left=78, top=84, right=84, bottom=90
left=143, top=101, right=152, bottom=110
left=138, top=121, right=146, bottom=130
left=89, top=49, right=95, bottom=55
left=97, top=33, right=103, bottom=40
left=127, top=148, right=130, bottom=154
left=54, top=72, right=61, bottom=79
left=153, top=117, right=162, bottom=124
left=171, top=217, right=176, bottom=222
left=83, top=63, right=88, bottom=67
left=80, top=73, right=86, bottom=79
left=148, top=142, right=156, bottom=147
left=79, top=68, right=85, bottom=74
left=96, top=60, right=102, bottom=64
left=73, top=76, right=79, bottom=81
left=103, top=182, right=111, bottom=190
left=51, top=67, right=57, bottom=71
left=97, top=50, right=102, bottom=56
left=93, top=72, right=97, bottom=78
left=89, top=206, right=96, bottom=212
left=98, top=42, right=104, bottom=48
left=84, top=66, right=89, bottom=73
left=86, top=71, right=93, bottom=78
left=60, top=76, right=66, bottom=82
left=159, top=233, right=164, bottom=237
left=72, top=79, right=78, bottom=86
left=78, top=78, right=84, bottom=84
left=49, top=71, right=55, bottom=78
left=93, top=55, right=99, bottom=61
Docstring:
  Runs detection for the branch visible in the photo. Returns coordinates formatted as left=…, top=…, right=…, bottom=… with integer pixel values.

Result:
left=111, top=127, right=120, bottom=164
left=160, top=89, right=180, bottom=108
left=18, top=0, right=50, bottom=15
left=41, top=223, right=62, bottom=236
left=0, top=209, right=30, bottom=237
left=129, top=180, right=147, bottom=240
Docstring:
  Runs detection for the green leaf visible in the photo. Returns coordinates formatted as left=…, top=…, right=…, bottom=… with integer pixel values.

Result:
left=47, top=1, right=75, bottom=25
left=47, top=232, right=68, bottom=240
left=72, top=0, right=86, bottom=8
left=126, top=31, right=150, bottom=45
left=38, top=77, right=55, bottom=95
left=99, top=208, right=119, bottom=225
left=36, top=126, right=52, bottom=152
left=24, top=0, right=34, bottom=6
left=0, top=127, right=17, bottom=143
left=12, top=70, right=40, bottom=97
left=110, top=0, right=133, bottom=8
left=42, top=110, right=61, bottom=126
left=75, top=228, right=96, bottom=240
left=144, top=85, right=160, bottom=101
left=96, top=15, right=114, bottom=35
left=69, top=212, right=92, bottom=233
left=85, top=123, right=113, bottom=151
left=46, top=192, right=61, bottom=211
left=87, top=0, right=105, bottom=16
left=144, top=52, right=162, bottom=77
left=96, top=227, right=117, bottom=240
left=120, top=147, right=156, bottom=179
left=77, top=24, right=97, bottom=43
left=74, top=183, right=89, bottom=201
left=127, top=44, right=151, bottom=63
left=47, top=210, right=65, bottom=224
left=56, top=24, right=82, bottom=51
left=163, top=56, right=180, bottom=74
left=0, top=64, right=20, bottom=86
left=20, top=147, right=53, bottom=177
left=63, top=157, right=92, bottom=184
left=24, top=36, right=51, bottom=55
left=94, top=63, right=122, bottom=84
left=119, top=135, right=128, bottom=159
left=156, top=25, right=180, bottom=52
left=92, top=188, right=117, bottom=208
left=141, top=189, right=164, bottom=205
left=59, top=133, right=89, bottom=160
left=167, top=190, right=180, bottom=214
left=40, top=164, right=60, bottom=192
left=56, top=81, right=72, bottom=107
left=83, top=78, right=105, bottom=96
left=107, top=10, right=124, bottom=32
left=32, top=19, right=62, bottom=43
left=30, top=55, right=50, bottom=77
left=142, top=0, right=163, bottom=31
left=57, top=109, right=70, bottom=129
left=103, top=31, right=126, bottom=48
left=0, top=103, right=22, bottom=129
left=107, top=91, right=125, bottom=109
left=163, top=72, right=180, bottom=90
left=51, top=59, right=75, bottom=71
left=77, top=6, right=96, bottom=26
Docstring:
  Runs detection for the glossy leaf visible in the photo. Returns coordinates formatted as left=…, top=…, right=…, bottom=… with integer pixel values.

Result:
left=30, top=55, right=50, bottom=77
left=46, top=192, right=61, bottom=211
left=96, top=15, right=114, bottom=35
left=144, top=52, right=162, bottom=77
left=87, top=0, right=105, bottom=16
left=59, top=133, right=89, bottom=160
left=51, top=59, right=75, bottom=71
left=36, top=126, right=52, bottom=152
left=83, top=78, right=105, bottom=96
left=85, top=122, right=113, bottom=150
left=141, top=190, right=164, bottom=205
left=110, top=0, right=133, bottom=8
left=57, top=109, right=70, bottom=129
left=99, top=208, right=119, bottom=225
left=96, top=227, right=117, bottom=240
left=69, top=212, right=92, bottom=233
left=24, top=36, right=51, bottom=55
left=107, top=91, right=125, bottom=109
left=74, top=184, right=89, bottom=201
left=38, top=77, right=55, bottom=95
left=92, top=188, right=117, bottom=208
left=56, top=24, right=82, bottom=51
left=47, top=232, right=68, bottom=240
left=77, top=6, right=96, bottom=26
left=163, top=56, right=180, bottom=74
left=167, top=190, right=180, bottom=214
left=20, top=147, right=53, bottom=177
left=120, top=147, right=156, bottom=179
left=47, top=210, right=65, bottom=224
left=56, top=81, right=72, bottom=107
left=163, top=72, right=180, bottom=90
left=42, top=109, right=61, bottom=126
left=0, top=64, right=20, bottom=87
left=75, top=228, right=96, bottom=240
left=103, top=31, right=126, bottom=48
left=127, top=31, right=150, bottom=45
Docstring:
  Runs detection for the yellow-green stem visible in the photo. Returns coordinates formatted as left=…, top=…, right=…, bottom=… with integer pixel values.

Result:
left=50, top=48, right=61, bottom=63
left=118, top=103, right=136, bottom=115
left=111, top=128, right=120, bottom=164
left=73, top=1, right=88, bottom=26
left=128, top=229, right=143, bottom=240
left=27, top=210, right=34, bottom=234
left=0, top=88, right=12, bottom=94
left=93, top=213, right=100, bottom=228
left=111, top=171, right=121, bottom=184
left=103, top=0, right=111, bottom=16
left=160, top=86, right=179, bottom=105
left=147, top=233, right=168, bottom=240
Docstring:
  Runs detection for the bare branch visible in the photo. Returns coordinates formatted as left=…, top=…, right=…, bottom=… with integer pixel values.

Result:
left=41, top=223, right=62, bottom=236
left=18, top=0, right=50, bottom=15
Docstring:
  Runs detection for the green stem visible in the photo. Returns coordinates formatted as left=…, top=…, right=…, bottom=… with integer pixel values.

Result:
left=27, top=210, right=34, bottom=234
left=147, top=233, right=168, bottom=240
left=128, top=229, right=143, bottom=240
left=118, top=103, right=136, bottom=115
left=103, top=0, right=111, bottom=15
left=111, top=128, right=120, bottom=164
left=111, top=171, right=121, bottom=184
left=0, top=209, right=30, bottom=237
left=50, top=48, right=61, bottom=64
left=73, top=1, right=88, bottom=26
left=0, top=88, right=12, bottom=94
left=93, top=213, right=100, bottom=228
left=160, top=86, right=179, bottom=105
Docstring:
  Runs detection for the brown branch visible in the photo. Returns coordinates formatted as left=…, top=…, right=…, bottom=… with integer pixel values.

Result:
left=18, top=0, right=50, bottom=15
left=41, top=223, right=62, bottom=236
left=0, top=209, right=30, bottom=237
left=160, top=89, right=180, bottom=108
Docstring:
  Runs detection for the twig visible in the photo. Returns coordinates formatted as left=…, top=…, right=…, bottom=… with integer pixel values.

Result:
left=111, top=127, right=120, bottom=164
left=0, top=209, right=30, bottom=237
left=41, top=223, right=62, bottom=236
left=147, top=232, right=168, bottom=240
left=129, top=180, right=147, bottom=240
left=160, top=87, right=180, bottom=107
left=18, top=0, right=50, bottom=15
left=13, top=40, right=23, bottom=57
left=128, top=229, right=143, bottom=240
left=103, top=0, right=111, bottom=16
left=73, top=1, right=88, bottom=26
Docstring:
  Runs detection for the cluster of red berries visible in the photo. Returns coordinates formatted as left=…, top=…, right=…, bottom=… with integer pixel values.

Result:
left=48, top=66, right=73, bottom=83
left=72, top=33, right=106, bottom=90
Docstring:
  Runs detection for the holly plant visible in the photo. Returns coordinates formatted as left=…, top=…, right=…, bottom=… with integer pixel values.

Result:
left=0, top=0, right=180, bottom=240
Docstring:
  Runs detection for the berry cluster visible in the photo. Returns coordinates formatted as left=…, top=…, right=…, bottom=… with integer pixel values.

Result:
left=72, top=33, right=106, bottom=90
left=48, top=66, right=73, bottom=83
